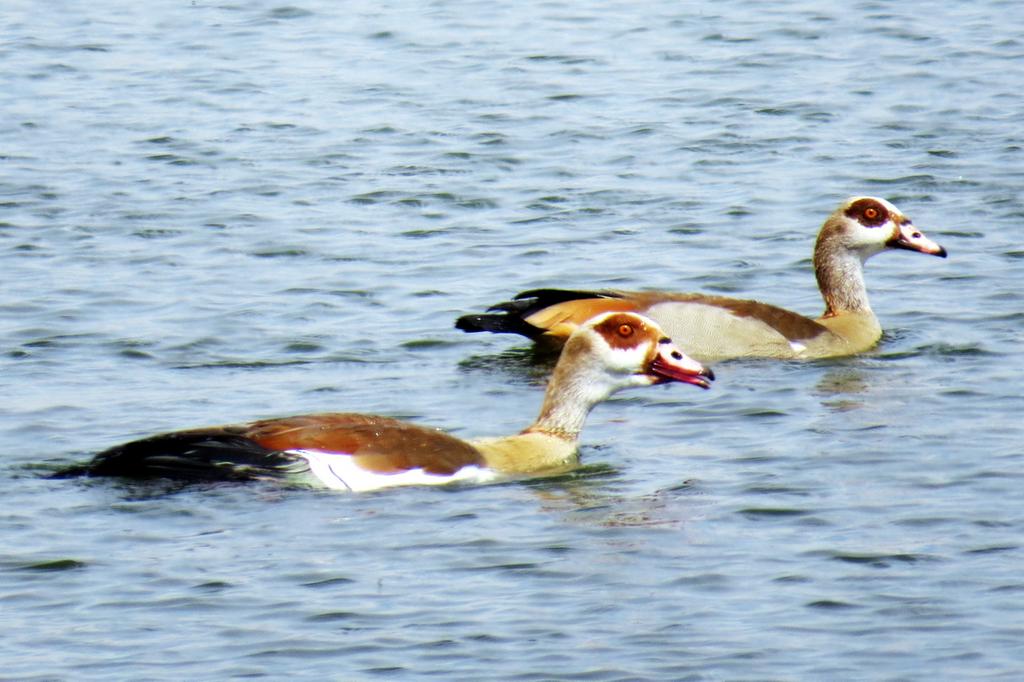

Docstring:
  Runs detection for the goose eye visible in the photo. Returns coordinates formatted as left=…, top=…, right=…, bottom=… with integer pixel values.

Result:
left=846, top=199, right=890, bottom=226
left=617, top=324, right=634, bottom=338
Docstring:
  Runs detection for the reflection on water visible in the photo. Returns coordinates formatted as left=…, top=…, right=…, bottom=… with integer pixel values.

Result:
left=527, top=465, right=709, bottom=529
left=455, top=346, right=556, bottom=387
left=814, top=368, right=870, bottom=412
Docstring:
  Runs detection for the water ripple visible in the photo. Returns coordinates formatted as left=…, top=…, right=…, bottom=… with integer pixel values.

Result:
left=1, top=0, right=1021, bottom=679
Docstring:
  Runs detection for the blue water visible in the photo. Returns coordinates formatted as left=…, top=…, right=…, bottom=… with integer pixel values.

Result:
left=2, top=0, right=1023, bottom=679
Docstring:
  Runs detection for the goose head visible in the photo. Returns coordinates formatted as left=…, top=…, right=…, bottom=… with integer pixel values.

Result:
left=816, top=196, right=948, bottom=263
left=523, top=312, right=714, bottom=443
left=560, top=312, right=715, bottom=396
left=812, top=196, right=948, bottom=317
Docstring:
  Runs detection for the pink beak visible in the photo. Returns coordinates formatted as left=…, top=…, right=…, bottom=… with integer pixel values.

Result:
left=888, top=221, right=948, bottom=258
left=649, top=340, right=715, bottom=389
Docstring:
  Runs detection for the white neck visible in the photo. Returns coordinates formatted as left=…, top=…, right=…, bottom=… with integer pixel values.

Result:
left=814, top=235, right=873, bottom=316
left=523, top=355, right=615, bottom=442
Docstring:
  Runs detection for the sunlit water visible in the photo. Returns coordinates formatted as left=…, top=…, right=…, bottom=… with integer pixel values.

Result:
left=2, top=0, right=1023, bottom=679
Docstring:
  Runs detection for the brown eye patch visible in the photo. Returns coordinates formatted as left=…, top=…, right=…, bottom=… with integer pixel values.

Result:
left=845, top=198, right=889, bottom=227
left=593, top=313, right=650, bottom=349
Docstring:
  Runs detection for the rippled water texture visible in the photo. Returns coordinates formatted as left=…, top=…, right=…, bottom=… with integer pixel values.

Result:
left=2, top=0, right=1023, bottom=679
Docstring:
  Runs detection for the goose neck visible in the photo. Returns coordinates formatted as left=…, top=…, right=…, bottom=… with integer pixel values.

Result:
left=814, top=238, right=872, bottom=316
left=523, top=358, right=611, bottom=442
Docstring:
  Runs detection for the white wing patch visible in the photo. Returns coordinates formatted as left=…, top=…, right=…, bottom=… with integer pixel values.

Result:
left=292, top=449, right=499, bottom=492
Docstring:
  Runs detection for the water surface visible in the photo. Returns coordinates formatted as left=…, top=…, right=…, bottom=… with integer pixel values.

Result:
left=2, top=0, right=1023, bottom=679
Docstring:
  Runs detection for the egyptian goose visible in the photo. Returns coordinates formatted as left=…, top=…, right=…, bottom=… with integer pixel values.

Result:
left=56, top=312, right=713, bottom=491
left=456, top=196, right=947, bottom=361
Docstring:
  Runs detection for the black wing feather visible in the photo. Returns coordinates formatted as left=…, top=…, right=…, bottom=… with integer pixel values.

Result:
left=52, top=432, right=308, bottom=482
left=455, top=288, right=621, bottom=337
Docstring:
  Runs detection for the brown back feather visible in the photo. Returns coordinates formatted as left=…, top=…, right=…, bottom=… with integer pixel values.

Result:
left=244, top=413, right=485, bottom=475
